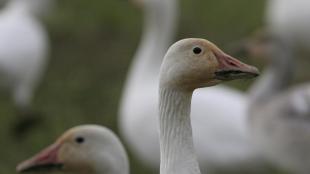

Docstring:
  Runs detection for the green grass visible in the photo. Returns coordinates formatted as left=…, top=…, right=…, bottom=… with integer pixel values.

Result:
left=0, top=0, right=278, bottom=174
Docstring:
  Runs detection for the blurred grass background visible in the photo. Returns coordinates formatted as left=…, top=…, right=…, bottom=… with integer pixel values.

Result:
left=0, top=0, right=272, bottom=173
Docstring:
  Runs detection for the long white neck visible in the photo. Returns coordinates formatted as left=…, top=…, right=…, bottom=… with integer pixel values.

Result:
left=126, top=0, right=178, bottom=85
left=159, top=87, right=201, bottom=174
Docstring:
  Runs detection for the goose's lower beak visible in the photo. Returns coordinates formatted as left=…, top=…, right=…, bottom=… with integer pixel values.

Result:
left=214, top=51, right=259, bottom=81
left=16, top=143, right=63, bottom=173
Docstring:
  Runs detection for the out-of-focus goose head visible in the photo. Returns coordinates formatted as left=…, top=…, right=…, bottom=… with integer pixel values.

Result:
left=244, top=30, right=278, bottom=61
left=160, top=38, right=259, bottom=91
left=235, top=29, right=292, bottom=65
left=16, top=125, right=129, bottom=174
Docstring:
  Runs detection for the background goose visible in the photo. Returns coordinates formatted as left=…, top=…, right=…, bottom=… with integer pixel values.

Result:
left=266, top=0, right=310, bottom=47
left=16, top=125, right=129, bottom=174
left=265, top=0, right=310, bottom=81
left=158, top=38, right=259, bottom=174
left=245, top=1, right=310, bottom=173
left=0, top=0, right=51, bottom=135
left=119, top=0, right=178, bottom=168
left=119, top=0, right=257, bottom=171
left=247, top=35, right=310, bottom=174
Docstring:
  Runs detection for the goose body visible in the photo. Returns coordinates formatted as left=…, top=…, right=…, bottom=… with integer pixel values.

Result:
left=250, top=84, right=310, bottom=174
left=248, top=51, right=310, bottom=173
left=119, top=0, right=257, bottom=170
left=0, top=0, right=49, bottom=111
left=17, top=125, right=129, bottom=174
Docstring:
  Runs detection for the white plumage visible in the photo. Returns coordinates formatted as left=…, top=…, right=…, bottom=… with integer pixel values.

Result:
left=247, top=1, right=310, bottom=173
left=119, top=1, right=263, bottom=171
left=17, top=125, right=129, bottom=174
left=249, top=57, right=310, bottom=174
left=157, top=38, right=259, bottom=174
left=0, top=0, right=49, bottom=114
left=266, top=0, right=310, bottom=47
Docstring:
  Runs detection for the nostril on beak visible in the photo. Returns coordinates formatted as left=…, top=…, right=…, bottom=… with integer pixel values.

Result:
left=228, top=61, right=237, bottom=67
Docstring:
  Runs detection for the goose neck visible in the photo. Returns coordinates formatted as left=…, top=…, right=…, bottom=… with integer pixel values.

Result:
left=249, top=37, right=294, bottom=105
left=159, top=87, right=201, bottom=174
left=128, top=0, right=178, bottom=82
left=142, top=0, right=178, bottom=52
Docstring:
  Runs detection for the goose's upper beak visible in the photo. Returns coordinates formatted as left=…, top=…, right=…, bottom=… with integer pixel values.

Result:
left=213, top=50, right=259, bottom=81
left=16, top=142, right=63, bottom=173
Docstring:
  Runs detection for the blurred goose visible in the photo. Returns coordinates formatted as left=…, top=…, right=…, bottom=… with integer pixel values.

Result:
left=16, top=125, right=129, bottom=174
left=158, top=38, right=259, bottom=174
left=119, top=0, right=255, bottom=171
left=245, top=2, right=310, bottom=172
left=0, top=0, right=51, bottom=135
left=266, top=0, right=310, bottom=47
left=247, top=33, right=310, bottom=173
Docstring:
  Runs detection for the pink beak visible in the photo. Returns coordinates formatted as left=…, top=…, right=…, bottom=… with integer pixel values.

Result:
left=16, top=142, right=63, bottom=173
left=213, top=50, right=259, bottom=80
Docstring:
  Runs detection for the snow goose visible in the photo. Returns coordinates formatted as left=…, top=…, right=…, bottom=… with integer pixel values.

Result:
left=244, top=2, right=310, bottom=172
left=246, top=30, right=310, bottom=174
left=16, top=125, right=129, bottom=174
left=0, top=0, right=51, bottom=135
left=158, top=38, right=259, bottom=174
left=16, top=39, right=259, bottom=174
left=249, top=36, right=310, bottom=174
left=119, top=0, right=257, bottom=171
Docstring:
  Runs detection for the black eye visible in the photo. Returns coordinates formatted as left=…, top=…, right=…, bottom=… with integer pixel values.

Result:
left=193, top=47, right=202, bottom=54
left=75, top=137, right=85, bottom=144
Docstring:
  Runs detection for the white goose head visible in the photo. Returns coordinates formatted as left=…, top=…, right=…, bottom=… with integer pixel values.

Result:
left=160, top=38, right=259, bottom=91
left=16, top=125, right=129, bottom=174
left=242, top=30, right=289, bottom=63
left=158, top=38, right=259, bottom=174
left=241, top=29, right=294, bottom=105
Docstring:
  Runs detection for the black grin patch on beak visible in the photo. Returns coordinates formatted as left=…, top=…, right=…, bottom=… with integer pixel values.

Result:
left=215, top=70, right=259, bottom=81
left=19, top=163, right=63, bottom=173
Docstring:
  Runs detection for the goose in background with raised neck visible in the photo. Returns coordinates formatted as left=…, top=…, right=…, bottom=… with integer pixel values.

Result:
left=246, top=32, right=310, bottom=174
left=264, top=0, right=310, bottom=81
left=119, top=0, right=178, bottom=167
left=244, top=2, right=310, bottom=172
left=0, top=0, right=51, bottom=136
left=16, top=125, right=129, bottom=174
left=158, top=38, right=259, bottom=174
left=119, top=0, right=257, bottom=171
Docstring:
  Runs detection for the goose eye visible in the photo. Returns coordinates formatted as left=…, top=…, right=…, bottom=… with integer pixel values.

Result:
left=75, top=137, right=85, bottom=144
left=193, top=47, right=202, bottom=54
